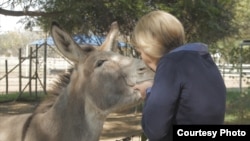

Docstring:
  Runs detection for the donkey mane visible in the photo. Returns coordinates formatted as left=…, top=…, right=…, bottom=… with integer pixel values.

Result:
left=34, top=68, right=73, bottom=114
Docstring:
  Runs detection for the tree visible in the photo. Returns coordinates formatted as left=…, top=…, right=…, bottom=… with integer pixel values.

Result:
left=213, top=0, right=250, bottom=64
left=0, top=31, right=43, bottom=56
left=0, top=0, right=239, bottom=45
left=166, top=0, right=237, bottom=44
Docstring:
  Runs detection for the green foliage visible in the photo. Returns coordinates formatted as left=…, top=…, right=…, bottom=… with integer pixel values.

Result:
left=36, top=0, right=152, bottom=35
left=240, top=45, right=250, bottom=64
left=211, top=0, right=250, bottom=64
left=234, top=0, right=250, bottom=39
left=2, top=0, right=248, bottom=63
left=164, top=0, right=237, bottom=44
left=8, top=0, right=237, bottom=45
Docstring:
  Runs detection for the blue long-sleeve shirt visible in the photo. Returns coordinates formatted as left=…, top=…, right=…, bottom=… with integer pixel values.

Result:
left=142, top=43, right=226, bottom=141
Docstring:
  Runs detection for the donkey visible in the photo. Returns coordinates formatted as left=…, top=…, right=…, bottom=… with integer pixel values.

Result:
left=0, top=22, right=154, bottom=141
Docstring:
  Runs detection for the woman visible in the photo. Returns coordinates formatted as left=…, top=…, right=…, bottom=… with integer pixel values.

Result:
left=132, top=10, right=226, bottom=141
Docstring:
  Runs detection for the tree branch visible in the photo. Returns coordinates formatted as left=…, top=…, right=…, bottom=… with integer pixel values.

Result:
left=0, top=8, right=62, bottom=17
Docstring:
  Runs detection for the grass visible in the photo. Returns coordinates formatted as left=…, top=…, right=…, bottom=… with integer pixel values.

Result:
left=0, top=89, right=250, bottom=124
left=224, top=88, right=250, bottom=124
left=0, top=92, right=45, bottom=103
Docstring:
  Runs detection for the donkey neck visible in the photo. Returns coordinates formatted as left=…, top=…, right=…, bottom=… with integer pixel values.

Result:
left=46, top=84, right=108, bottom=141
left=38, top=69, right=110, bottom=141
left=84, top=96, right=109, bottom=140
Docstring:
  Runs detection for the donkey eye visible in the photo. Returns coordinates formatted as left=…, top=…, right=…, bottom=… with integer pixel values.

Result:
left=95, top=60, right=107, bottom=67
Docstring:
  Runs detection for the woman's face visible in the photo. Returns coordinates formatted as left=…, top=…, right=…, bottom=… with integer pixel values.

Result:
left=139, top=50, right=158, bottom=72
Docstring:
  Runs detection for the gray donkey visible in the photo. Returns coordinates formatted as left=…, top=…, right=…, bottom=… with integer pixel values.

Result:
left=0, top=22, right=154, bottom=141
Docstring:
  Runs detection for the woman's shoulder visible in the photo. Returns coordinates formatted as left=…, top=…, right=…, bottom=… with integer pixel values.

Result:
left=160, top=51, right=187, bottom=63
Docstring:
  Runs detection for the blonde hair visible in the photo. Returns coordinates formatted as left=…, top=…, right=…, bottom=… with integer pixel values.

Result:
left=132, top=10, right=185, bottom=59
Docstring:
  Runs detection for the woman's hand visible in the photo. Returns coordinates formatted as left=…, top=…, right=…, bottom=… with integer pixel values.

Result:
left=133, top=81, right=153, bottom=99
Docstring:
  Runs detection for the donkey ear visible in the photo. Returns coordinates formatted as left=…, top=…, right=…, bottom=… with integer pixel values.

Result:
left=99, top=21, right=120, bottom=51
left=51, top=22, right=94, bottom=62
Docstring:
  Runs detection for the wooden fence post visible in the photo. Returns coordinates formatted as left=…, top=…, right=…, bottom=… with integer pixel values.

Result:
left=35, top=45, right=38, bottom=98
left=44, top=43, right=47, bottom=94
left=29, top=47, right=32, bottom=96
left=19, top=48, right=22, bottom=96
left=5, top=60, right=8, bottom=95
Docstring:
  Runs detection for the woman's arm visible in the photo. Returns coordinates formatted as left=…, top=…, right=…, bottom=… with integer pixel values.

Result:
left=142, top=58, right=181, bottom=141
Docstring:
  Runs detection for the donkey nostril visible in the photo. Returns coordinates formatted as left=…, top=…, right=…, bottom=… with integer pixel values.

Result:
left=138, top=67, right=146, bottom=74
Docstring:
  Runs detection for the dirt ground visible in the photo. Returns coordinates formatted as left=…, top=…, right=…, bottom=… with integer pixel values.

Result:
left=0, top=101, right=143, bottom=141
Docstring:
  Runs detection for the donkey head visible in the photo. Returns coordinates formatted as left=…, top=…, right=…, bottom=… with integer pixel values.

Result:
left=51, top=22, right=154, bottom=114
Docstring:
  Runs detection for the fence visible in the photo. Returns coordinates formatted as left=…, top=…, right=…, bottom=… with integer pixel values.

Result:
left=0, top=42, right=72, bottom=98
left=0, top=56, right=71, bottom=94
left=1, top=56, right=250, bottom=94
left=218, top=64, right=250, bottom=90
left=1, top=52, right=250, bottom=141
